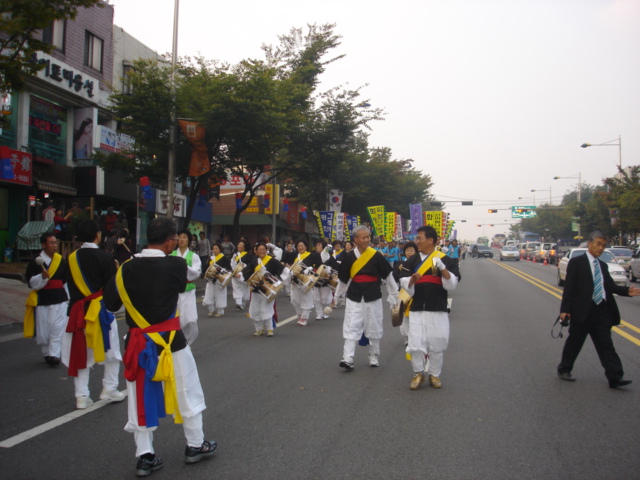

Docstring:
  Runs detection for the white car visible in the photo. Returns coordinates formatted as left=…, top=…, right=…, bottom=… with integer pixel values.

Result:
left=557, top=248, right=628, bottom=288
left=499, top=245, right=520, bottom=261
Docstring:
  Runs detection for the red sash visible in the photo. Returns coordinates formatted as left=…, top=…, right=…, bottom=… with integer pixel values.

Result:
left=66, top=290, right=103, bottom=377
left=123, top=317, right=180, bottom=426
left=416, top=275, right=443, bottom=286
left=353, top=274, right=379, bottom=283
left=42, top=280, right=64, bottom=290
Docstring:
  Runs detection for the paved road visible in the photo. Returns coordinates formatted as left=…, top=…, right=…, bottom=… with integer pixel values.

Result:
left=1, top=256, right=639, bottom=479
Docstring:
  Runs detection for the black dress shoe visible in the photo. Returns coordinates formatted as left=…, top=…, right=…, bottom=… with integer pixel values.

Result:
left=558, top=371, right=576, bottom=382
left=609, top=379, right=632, bottom=389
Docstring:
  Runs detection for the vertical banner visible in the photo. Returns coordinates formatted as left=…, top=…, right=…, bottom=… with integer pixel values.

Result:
left=178, top=120, right=211, bottom=177
left=424, top=211, right=443, bottom=236
left=264, top=184, right=280, bottom=215
left=316, top=211, right=334, bottom=239
left=385, top=212, right=395, bottom=241
left=409, top=203, right=423, bottom=234
left=366, top=205, right=385, bottom=237
left=346, top=215, right=360, bottom=240
left=332, top=212, right=346, bottom=240
left=394, top=213, right=403, bottom=241
left=329, top=189, right=343, bottom=212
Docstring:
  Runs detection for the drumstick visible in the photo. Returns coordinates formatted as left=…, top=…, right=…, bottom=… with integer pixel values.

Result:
left=35, top=256, right=47, bottom=274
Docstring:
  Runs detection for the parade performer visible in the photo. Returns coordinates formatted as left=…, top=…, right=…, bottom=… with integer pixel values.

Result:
left=393, top=241, right=418, bottom=345
left=203, top=243, right=230, bottom=317
left=242, top=243, right=287, bottom=337
left=104, top=217, right=215, bottom=477
left=289, top=240, right=322, bottom=326
left=398, top=226, right=460, bottom=390
left=171, top=230, right=201, bottom=343
left=230, top=240, right=252, bottom=311
left=332, top=240, right=346, bottom=264
left=313, top=240, right=336, bottom=320
left=24, top=233, right=68, bottom=367
left=334, top=226, right=398, bottom=369
left=61, top=220, right=124, bottom=409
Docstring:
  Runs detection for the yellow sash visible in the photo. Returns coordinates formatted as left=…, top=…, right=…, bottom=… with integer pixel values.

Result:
left=116, top=266, right=183, bottom=424
left=67, top=251, right=106, bottom=363
left=255, top=255, right=272, bottom=273
left=210, top=253, right=225, bottom=266
left=294, top=251, right=310, bottom=265
left=350, top=247, right=377, bottom=279
left=24, top=253, right=62, bottom=338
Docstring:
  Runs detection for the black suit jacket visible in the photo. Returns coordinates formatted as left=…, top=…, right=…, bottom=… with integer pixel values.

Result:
left=560, top=253, right=630, bottom=326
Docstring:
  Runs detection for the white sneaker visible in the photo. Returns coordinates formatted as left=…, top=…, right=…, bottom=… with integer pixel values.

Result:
left=100, top=388, right=126, bottom=402
left=299, top=318, right=308, bottom=326
left=76, top=395, right=94, bottom=409
left=369, top=354, right=380, bottom=367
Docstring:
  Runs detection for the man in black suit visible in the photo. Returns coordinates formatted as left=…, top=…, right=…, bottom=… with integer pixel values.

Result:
left=557, top=231, right=639, bottom=388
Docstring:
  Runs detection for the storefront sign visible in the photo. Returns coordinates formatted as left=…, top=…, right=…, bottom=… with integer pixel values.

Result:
left=156, top=190, right=186, bottom=217
left=99, top=125, right=134, bottom=157
left=0, top=146, right=33, bottom=185
left=31, top=52, right=98, bottom=100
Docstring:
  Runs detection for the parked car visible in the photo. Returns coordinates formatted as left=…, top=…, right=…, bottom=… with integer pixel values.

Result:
left=629, top=248, right=640, bottom=283
left=499, top=245, right=520, bottom=261
left=524, top=242, right=540, bottom=261
left=472, top=244, right=494, bottom=258
left=546, top=244, right=558, bottom=265
left=531, top=242, right=552, bottom=263
left=555, top=239, right=581, bottom=261
left=557, top=248, right=628, bottom=287
left=607, top=247, right=633, bottom=273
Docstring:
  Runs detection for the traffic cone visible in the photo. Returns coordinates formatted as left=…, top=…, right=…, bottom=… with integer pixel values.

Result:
left=543, top=256, right=548, bottom=266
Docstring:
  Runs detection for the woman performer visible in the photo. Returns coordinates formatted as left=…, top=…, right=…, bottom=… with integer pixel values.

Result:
left=393, top=241, right=418, bottom=345
left=242, top=243, right=287, bottom=337
left=230, top=240, right=252, bottom=311
left=203, top=243, right=230, bottom=317
left=281, top=241, right=296, bottom=297
left=313, top=240, right=337, bottom=320
left=289, top=239, right=322, bottom=326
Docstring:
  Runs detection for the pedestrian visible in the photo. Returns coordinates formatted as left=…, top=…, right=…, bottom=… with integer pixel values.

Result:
left=398, top=226, right=460, bottom=390
left=203, top=243, right=230, bottom=317
left=220, top=235, right=235, bottom=260
left=242, top=242, right=287, bottom=336
left=231, top=240, right=252, bottom=311
left=62, top=220, right=125, bottom=409
left=387, top=240, right=400, bottom=268
left=557, top=231, right=639, bottom=388
left=448, top=239, right=460, bottom=270
left=189, top=233, right=198, bottom=252
left=313, top=239, right=336, bottom=320
left=290, top=239, right=323, bottom=326
left=24, top=233, right=69, bottom=367
left=197, top=232, right=211, bottom=278
left=104, top=217, right=216, bottom=477
left=333, top=225, right=399, bottom=369
left=170, top=229, right=201, bottom=343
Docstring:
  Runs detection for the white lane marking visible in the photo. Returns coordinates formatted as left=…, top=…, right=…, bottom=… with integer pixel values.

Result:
left=0, top=333, right=24, bottom=343
left=0, top=394, right=127, bottom=448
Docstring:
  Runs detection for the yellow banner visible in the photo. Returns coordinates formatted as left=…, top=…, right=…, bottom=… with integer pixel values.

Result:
left=367, top=205, right=385, bottom=237
left=385, top=212, right=395, bottom=241
left=424, top=211, right=443, bottom=236
left=265, top=184, right=280, bottom=215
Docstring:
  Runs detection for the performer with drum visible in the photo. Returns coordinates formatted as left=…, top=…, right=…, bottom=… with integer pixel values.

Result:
left=334, top=225, right=399, bottom=369
left=242, top=243, right=287, bottom=337
left=313, top=240, right=337, bottom=320
left=231, top=240, right=252, bottom=311
left=281, top=241, right=297, bottom=297
left=171, top=229, right=201, bottom=343
left=398, top=226, right=460, bottom=390
left=203, top=243, right=231, bottom=317
left=289, top=240, right=323, bottom=326
left=393, top=241, right=418, bottom=345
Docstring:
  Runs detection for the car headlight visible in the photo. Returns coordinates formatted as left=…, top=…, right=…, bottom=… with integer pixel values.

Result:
left=611, top=271, right=624, bottom=276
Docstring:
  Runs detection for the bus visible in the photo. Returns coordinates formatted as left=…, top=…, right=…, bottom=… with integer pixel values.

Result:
left=518, top=231, right=540, bottom=243
left=492, top=234, right=507, bottom=246
left=477, top=236, right=489, bottom=246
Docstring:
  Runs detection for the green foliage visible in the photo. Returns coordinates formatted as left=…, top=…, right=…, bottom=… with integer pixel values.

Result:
left=0, top=0, right=101, bottom=94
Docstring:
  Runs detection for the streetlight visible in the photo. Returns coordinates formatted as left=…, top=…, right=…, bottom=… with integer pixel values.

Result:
left=581, top=135, right=621, bottom=169
left=531, top=187, right=551, bottom=205
left=166, top=0, right=180, bottom=220
left=553, top=173, right=582, bottom=239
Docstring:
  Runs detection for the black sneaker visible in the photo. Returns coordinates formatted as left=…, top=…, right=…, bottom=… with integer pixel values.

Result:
left=185, top=440, right=217, bottom=464
left=136, top=456, right=163, bottom=477
left=236, top=304, right=243, bottom=311
left=339, top=360, right=354, bottom=370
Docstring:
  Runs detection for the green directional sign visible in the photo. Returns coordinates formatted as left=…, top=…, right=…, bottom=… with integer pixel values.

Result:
left=511, top=205, right=537, bottom=219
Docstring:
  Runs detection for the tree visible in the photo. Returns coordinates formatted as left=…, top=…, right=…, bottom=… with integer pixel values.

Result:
left=0, top=0, right=101, bottom=95
left=603, top=166, right=640, bottom=244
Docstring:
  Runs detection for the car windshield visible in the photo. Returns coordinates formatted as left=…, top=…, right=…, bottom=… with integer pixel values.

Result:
left=610, top=248, right=632, bottom=257
left=570, top=250, right=616, bottom=263
left=478, top=245, right=491, bottom=251
left=503, top=246, right=517, bottom=251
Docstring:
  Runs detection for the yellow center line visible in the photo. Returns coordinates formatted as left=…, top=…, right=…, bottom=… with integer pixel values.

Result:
left=489, top=259, right=640, bottom=346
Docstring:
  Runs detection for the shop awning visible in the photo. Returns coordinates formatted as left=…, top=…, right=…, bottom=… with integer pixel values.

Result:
left=211, top=214, right=290, bottom=228
left=17, top=220, right=54, bottom=250
left=36, top=180, right=77, bottom=196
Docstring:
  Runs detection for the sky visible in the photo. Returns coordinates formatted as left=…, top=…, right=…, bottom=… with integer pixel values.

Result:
left=110, top=0, right=640, bottom=241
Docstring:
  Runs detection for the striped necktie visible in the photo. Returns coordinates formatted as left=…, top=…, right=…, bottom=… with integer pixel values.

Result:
left=592, top=258, right=603, bottom=304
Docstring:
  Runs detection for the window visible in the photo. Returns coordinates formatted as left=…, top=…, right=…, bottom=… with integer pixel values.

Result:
left=84, top=31, right=103, bottom=72
left=43, top=19, right=66, bottom=52
left=122, top=63, right=135, bottom=95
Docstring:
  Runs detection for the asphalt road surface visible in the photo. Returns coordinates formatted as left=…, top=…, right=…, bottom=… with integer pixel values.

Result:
left=1, top=254, right=639, bottom=479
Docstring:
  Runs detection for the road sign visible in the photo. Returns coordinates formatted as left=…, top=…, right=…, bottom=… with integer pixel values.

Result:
left=511, top=206, right=537, bottom=219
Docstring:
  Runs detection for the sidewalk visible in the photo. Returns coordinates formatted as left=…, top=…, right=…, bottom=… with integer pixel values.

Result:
left=0, top=277, right=28, bottom=327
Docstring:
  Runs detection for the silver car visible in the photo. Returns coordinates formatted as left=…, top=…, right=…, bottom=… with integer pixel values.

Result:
left=630, top=248, right=640, bottom=283
left=557, top=248, right=628, bottom=288
left=499, top=245, right=520, bottom=261
left=608, top=247, right=633, bottom=273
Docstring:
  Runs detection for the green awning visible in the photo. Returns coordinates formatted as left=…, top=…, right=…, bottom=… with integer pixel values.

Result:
left=211, top=214, right=290, bottom=228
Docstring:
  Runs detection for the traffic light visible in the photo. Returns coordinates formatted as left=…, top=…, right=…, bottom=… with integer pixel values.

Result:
left=488, top=209, right=497, bottom=213
left=476, top=224, right=481, bottom=227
